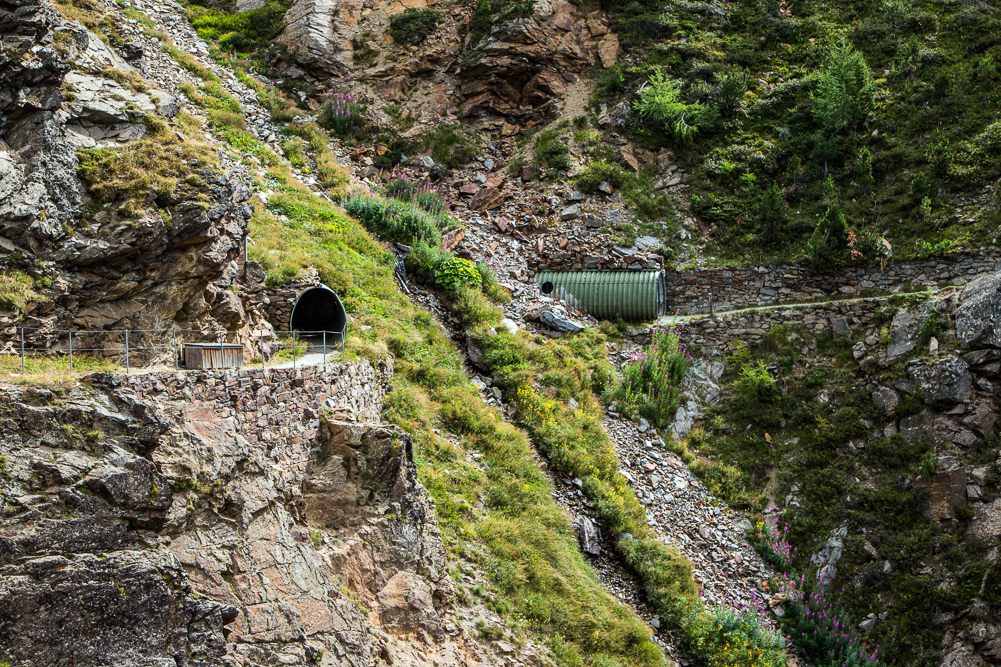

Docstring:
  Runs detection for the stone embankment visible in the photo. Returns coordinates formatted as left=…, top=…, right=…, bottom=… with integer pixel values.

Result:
left=666, top=253, right=1001, bottom=315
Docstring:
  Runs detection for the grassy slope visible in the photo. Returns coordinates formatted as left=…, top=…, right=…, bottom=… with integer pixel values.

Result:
left=595, top=0, right=1001, bottom=264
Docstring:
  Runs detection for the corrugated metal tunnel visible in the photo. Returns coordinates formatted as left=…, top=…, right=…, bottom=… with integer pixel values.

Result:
left=289, top=285, right=347, bottom=339
left=535, top=270, right=667, bottom=321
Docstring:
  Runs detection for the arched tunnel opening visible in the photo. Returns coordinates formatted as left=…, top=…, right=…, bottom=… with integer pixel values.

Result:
left=289, top=286, right=347, bottom=340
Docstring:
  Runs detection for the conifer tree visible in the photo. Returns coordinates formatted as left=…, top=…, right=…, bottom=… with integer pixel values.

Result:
left=813, top=35, right=876, bottom=134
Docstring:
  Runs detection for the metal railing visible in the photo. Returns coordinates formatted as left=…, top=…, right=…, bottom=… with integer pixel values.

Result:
left=4, top=323, right=348, bottom=374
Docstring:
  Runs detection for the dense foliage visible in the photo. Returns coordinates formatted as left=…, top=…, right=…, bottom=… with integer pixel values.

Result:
left=596, top=0, right=1001, bottom=263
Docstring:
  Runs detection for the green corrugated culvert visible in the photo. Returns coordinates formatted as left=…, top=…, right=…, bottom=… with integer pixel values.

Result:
left=535, top=270, right=667, bottom=321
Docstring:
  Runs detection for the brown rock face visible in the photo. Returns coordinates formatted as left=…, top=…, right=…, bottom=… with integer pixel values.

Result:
left=913, top=469, right=968, bottom=521
left=456, top=1, right=598, bottom=120
left=0, top=365, right=457, bottom=666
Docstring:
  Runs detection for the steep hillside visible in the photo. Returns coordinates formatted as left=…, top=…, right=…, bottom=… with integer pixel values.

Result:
left=1, top=0, right=1000, bottom=666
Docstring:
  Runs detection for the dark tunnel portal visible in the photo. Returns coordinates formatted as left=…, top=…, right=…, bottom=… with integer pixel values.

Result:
left=289, top=286, right=347, bottom=339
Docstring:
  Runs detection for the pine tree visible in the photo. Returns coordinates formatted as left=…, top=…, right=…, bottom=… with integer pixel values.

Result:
left=756, top=181, right=790, bottom=248
left=813, top=35, right=876, bottom=134
left=806, top=177, right=850, bottom=269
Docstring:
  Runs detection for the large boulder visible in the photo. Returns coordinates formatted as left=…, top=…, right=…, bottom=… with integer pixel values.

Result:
left=908, top=355, right=973, bottom=404
left=956, top=271, right=1001, bottom=350
left=886, top=303, right=932, bottom=363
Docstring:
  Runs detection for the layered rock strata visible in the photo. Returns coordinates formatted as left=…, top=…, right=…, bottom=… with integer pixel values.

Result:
left=0, top=362, right=467, bottom=666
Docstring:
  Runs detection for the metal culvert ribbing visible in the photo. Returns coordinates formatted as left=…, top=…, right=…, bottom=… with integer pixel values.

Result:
left=535, top=271, right=666, bottom=321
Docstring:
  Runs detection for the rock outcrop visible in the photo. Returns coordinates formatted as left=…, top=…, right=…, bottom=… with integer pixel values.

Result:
left=0, top=0, right=264, bottom=350
left=0, top=364, right=465, bottom=666
left=957, top=271, right=1001, bottom=350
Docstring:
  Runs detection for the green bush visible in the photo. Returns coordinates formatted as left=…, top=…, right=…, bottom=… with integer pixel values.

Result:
left=534, top=128, right=571, bottom=170
left=434, top=256, right=483, bottom=291
left=342, top=194, right=446, bottom=246
left=388, top=8, right=443, bottom=44
left=607, top=325, right=690, bottom=429
left=574, top=160, right=626, bottom=194
left=733, top=362, right=778, bottom=405
left=187, top=0, right=291, bottom=53
left=420, top=123, right=479, bottom=169
left=681, top=604, right=785, bottom=667
left=633, top=69, right=711, bottom=145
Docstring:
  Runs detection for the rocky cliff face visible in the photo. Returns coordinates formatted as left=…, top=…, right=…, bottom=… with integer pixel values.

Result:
left=0, top=365, right=476, bottom=666
left=1, top=0, right=262, bottom=350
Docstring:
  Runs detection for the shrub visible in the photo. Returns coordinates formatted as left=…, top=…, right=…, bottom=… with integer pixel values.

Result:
left=534, top=128, right=571, bottom=170
left=317, top=89, right=365, bottom=136
left=404, top=237, right=444, bottom=276
left=681, top=602, right=785, bottom=667
left=434, top=256, right=483, bottom=291
left=748, top=515, right=795, bottom=571
left=733, top=361, right=777, bottom=405
left=633, top=69, right=709, bottom=145
left=785, top=585, right=890, bottom=667
left=608, top=324, right=691, bottom=429
left=388, top=8, right=443, bottom=45
left=342, top=194, right=446, bottom=246
left=379, top=170, right=450, bottom=215
left=187, top=0, right=291, bottom=53
left=574, top=160, right=626, bottom=194
left=420, top=123, right=478, bottom=169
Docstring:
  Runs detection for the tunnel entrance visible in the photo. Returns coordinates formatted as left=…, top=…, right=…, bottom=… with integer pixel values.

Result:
left=289, top=285, right=347, bottom=339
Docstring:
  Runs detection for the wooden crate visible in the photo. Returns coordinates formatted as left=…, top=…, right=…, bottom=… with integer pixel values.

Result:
left=184, top=343, right=244, bottom=370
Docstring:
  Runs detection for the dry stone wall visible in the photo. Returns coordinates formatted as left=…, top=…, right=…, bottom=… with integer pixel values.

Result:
left=666, top=253, right=1001, bottom=315
left=663, top=299, right=892, bottom=352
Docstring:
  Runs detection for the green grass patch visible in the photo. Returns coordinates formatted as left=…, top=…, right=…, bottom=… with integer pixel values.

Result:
left=77, top=117, right=218, bottom=217
left=387, top=8, right=443, bottom=44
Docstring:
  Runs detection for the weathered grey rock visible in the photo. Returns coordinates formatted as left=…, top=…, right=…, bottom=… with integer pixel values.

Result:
left=576, top=516, right=601, bottom=556
left=1, top=365, right=458, bottom=667
left=873, top=386, right=900, bottom=414
left=886, top=304, right=931, bottom=363
left=956, top=271, right=1001, bottom=350
left=909, top=356, right=972, bottom=404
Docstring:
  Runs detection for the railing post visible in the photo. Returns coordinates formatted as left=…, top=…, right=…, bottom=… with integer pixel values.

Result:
left=125, top=330, right=130, bottom=374
left=20, top=327, right=25, bottom=373
left=260, top=329, right=265, bottom=372
left=342, top=323, right=346, bottom=358
left=219, top=332, right=224, bottom=370
left=172, top=328, right=178, bottom=370
left=292, top=331, right=297, bottom=370
left=322, top=330, right=326, bottom=367
left=68, top=330, right=73, bottom=372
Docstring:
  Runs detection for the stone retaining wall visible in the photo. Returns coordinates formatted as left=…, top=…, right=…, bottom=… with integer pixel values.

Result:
left=664, top=299, right=895, bottom=352
left=666, top=253, right=1001, bottom=315
left=88, top=360, right=392, bottom=476
left=257, top=285, right=302, bottom=331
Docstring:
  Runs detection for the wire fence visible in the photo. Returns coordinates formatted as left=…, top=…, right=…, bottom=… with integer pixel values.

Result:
left=2, top=323, right=348, bottom=375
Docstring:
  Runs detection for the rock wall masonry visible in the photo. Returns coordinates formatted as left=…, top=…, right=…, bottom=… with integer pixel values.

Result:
left=667, top=253, right=1001, bottom=315
left=92, top=360, right=392, bottom=474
